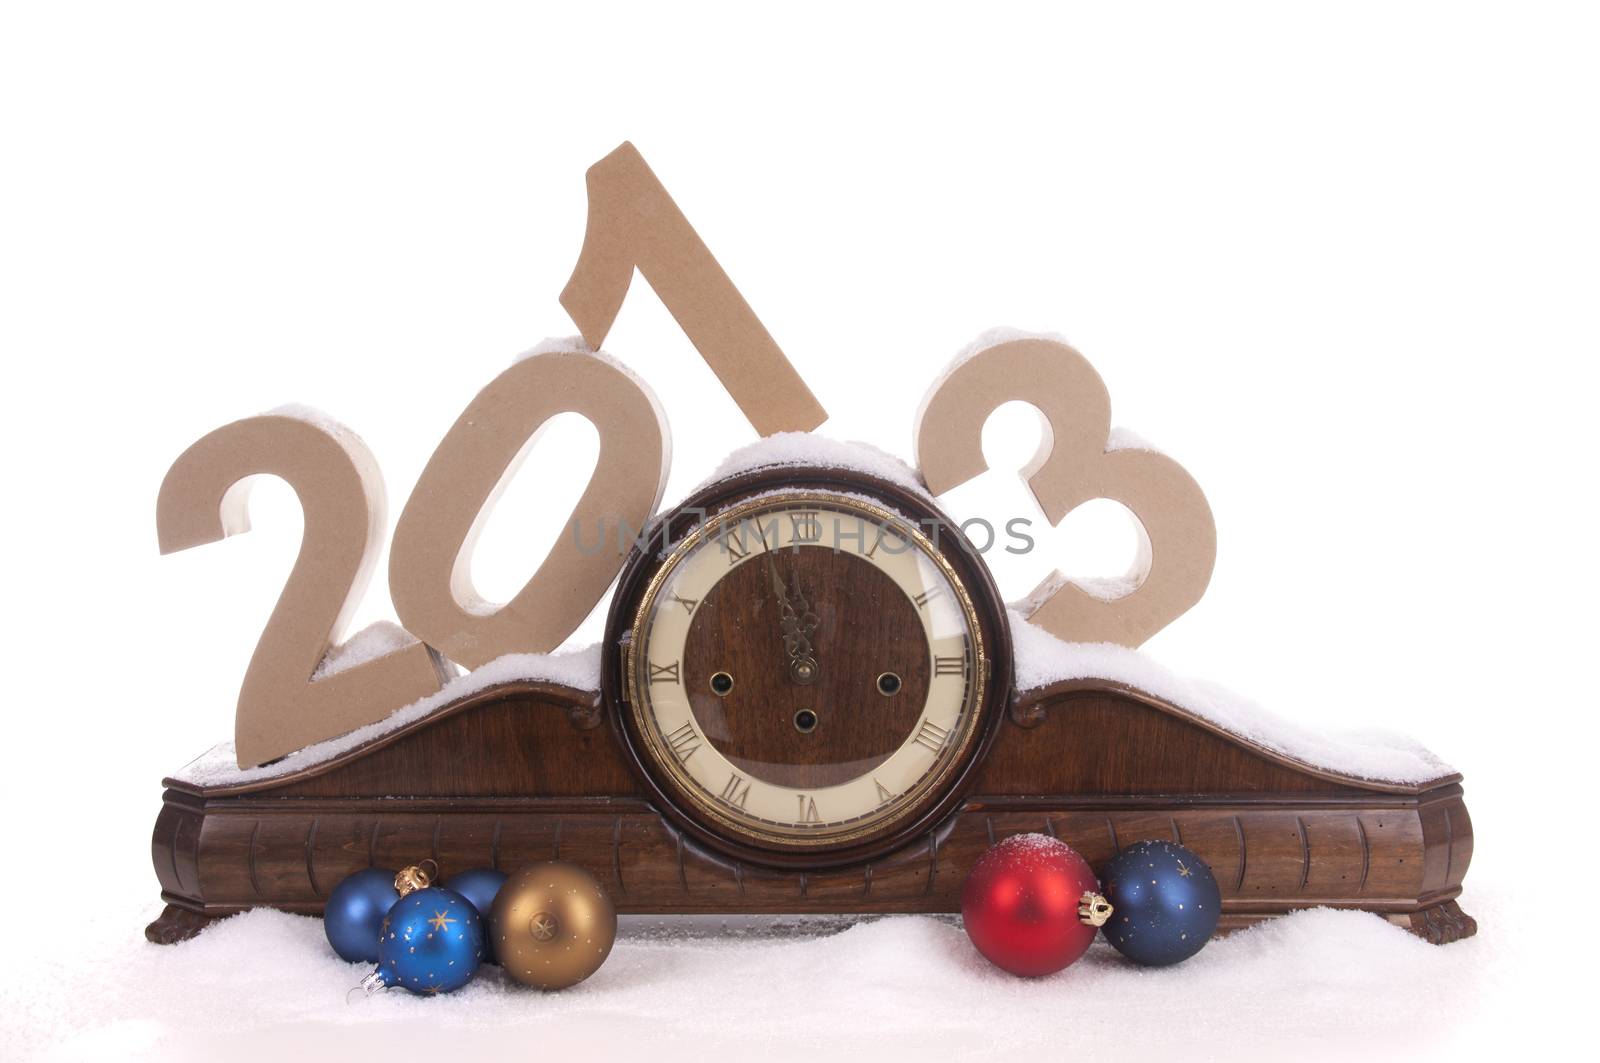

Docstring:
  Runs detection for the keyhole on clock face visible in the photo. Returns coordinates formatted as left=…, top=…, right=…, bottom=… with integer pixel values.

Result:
left=709, top=671, right=734, bottom=696
left=877, top=672, right=902, bottom=696
left=793, top=709, right=818, bottom=733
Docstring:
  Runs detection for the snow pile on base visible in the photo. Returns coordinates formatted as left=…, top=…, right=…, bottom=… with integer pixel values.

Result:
left=169, top=607, right=1448, bottom=792
left=1010, top=612, right=1453, bottom=784
left=6, top=889, right=1500, bottom=1061
left=311, top=622, right=426, bottom=680
left=173, top=644, right=602, bottom=789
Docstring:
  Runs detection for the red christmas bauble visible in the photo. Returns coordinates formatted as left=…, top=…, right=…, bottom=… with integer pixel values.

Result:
left=961, top=834, right=1106, bottom=977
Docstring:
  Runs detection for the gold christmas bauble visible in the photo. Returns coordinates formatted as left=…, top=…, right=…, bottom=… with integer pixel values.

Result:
left=490, top=861, right=617, bottom=989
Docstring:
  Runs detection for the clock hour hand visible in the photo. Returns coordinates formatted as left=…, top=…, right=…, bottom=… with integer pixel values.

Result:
left=763, top=547, right=819, bottom=685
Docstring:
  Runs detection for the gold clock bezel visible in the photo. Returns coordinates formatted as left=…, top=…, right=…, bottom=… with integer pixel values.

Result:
left=623, top=490, right=991, bottom=854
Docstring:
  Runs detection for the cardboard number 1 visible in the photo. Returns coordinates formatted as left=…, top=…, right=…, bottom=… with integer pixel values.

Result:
left=157, top=414, right=450, bottom=768
left=916, top=337, right=1216, bottom=647
left=561, top=142, right=828, bottom=437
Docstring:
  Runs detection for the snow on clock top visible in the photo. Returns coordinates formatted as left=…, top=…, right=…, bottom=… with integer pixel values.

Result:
left=172, top=590, right=1452, bottom=791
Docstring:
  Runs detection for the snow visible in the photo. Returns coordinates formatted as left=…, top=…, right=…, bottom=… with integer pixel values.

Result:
left=1105, top=425, right=1161, bottom=454
left=1020, top=569, right=1145, bottom=605
left=311, top=621, right=428, bottom=680
left=265, top=402, right=360, bottom=440
left=510, top=334, right=665, bottom=398
left=172, top=645, right=602, bottom=789
left=697, top=432, right=932, bottom=501
left=4, top=886, right=1504, bottom=1061
left=170, top=614, right=1445, bottom=790
left=949, top=324, right=1073, bottom=367
left=1009, top=612, right=1453, bottom=784
left=262, top=403, right=381, bottom=464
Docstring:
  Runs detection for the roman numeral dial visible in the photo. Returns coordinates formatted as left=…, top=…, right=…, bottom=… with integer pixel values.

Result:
left=625, top=492, right=991, bottom=850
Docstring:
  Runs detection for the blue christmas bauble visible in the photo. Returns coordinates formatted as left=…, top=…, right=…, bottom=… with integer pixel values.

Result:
left=442, top=868, right=507, bottom=921
left=324, top=867, right=399, bottom=963
left=442, top=867, right=507, bottom=964
left=376, top=886, right=485, bottom=995
left=1099, top=840, right=1221, bottom=966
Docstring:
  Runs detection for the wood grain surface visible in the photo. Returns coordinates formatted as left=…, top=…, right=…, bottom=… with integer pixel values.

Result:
left=682, top=547, right=932, bottom=789
left=148, top=678, right=1475, bottom=945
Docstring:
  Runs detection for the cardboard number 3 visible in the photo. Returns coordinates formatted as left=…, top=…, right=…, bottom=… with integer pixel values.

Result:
left=915, top=336, right=1216, bottom=648
left=157, top=414, right=451, bottom=768
left=388, top=349, right=672, bottom=670
left=561, top=142, right=828, bottom=437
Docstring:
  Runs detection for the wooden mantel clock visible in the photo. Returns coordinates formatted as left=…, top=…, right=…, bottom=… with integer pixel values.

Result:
left=608, top=468, right=1011, bottom=870
left=145, top=144, right=1475, bottom=947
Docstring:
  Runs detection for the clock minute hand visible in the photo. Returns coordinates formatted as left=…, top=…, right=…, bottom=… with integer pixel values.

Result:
left=764, top=549, right=819, bottom=685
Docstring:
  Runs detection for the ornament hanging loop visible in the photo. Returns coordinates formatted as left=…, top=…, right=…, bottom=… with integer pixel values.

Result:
left=395, top=860, right=437, bottom=898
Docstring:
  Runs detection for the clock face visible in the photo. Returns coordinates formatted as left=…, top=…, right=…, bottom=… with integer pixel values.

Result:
left=619, top=488, right=995, bottom=857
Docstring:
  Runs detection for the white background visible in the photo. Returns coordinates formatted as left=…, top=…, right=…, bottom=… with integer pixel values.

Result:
left=1, top=1, right=1594, bottom=1058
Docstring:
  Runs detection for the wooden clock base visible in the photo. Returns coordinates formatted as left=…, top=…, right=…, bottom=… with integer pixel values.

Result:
left=146, top=679, right=1475, bottom=945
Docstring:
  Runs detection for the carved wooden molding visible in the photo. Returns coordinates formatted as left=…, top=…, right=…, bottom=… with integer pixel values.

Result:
left=165, top=680, right=602, bottom=798
left=149, top=680, right=1474, bottom=945
left=1009, top=679, right=1461, bottom=795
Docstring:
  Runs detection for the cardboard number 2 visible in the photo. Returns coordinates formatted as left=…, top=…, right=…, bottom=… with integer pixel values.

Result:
left=561, top=142, right=828, bottom=437
left=915, top=336, right=1216, bottom=648
left=388, top=349, right=672, bottom=670
left=157, top=414, right=450, bottom=768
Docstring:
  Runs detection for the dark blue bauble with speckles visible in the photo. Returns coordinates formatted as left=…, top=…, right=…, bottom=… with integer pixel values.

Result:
left=324, top=867, right=399, bottom=963
left=1099, top=841, right=1221, bottom=966
left=375, top=886, right=485, bottom=995
left=442, top=868, right=507, bottom=963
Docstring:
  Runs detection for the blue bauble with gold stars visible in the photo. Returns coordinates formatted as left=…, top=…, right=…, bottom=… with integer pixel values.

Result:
left=1099, top=840, right=1221, bottom=966
left=375, top=886, right=486, bottom=995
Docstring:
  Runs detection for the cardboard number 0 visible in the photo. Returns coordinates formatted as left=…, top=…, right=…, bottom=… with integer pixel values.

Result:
left=561, top=142, right=828, bottom=437
left=915, top=337, right=1216, bottom=647
left=157, top=414, right=450, bottom=769
left=389, top=349, right=672, bottom=670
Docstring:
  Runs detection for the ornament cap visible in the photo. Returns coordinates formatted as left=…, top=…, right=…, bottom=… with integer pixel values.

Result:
left=347, top=969, right=388, bottom=1004
left=1078, top=890, right=1114, bottom=927
left=394, top=860, right=438, bottom=898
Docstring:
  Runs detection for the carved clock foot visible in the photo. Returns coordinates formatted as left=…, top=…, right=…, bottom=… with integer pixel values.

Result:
left=1404, top=900, right=1478, bottom=945
left=145, top=903, right=219, bottom=944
